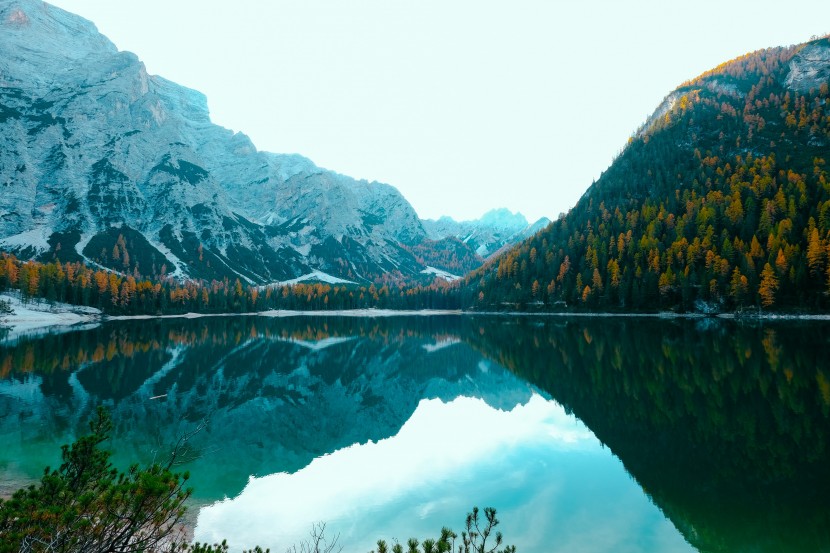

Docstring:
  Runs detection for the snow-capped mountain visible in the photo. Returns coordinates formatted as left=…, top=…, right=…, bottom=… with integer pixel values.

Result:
left=0, top=0, right=428, bottom=284
left=422, top=208, right=551, bottom=258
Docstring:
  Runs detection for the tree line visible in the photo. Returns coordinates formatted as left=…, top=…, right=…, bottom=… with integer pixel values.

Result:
left=0, top=253, right=460, bottom=315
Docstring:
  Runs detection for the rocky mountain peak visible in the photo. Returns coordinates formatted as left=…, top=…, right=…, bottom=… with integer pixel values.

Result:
left=1, top=0, right=116, bottom=67
left=479, top=208, right=529, bottom=230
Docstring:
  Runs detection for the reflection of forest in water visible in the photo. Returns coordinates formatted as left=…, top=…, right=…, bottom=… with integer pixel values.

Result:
left=1, top=315, right=829, bottom=552
left=465, top=317, right=830, bottom=553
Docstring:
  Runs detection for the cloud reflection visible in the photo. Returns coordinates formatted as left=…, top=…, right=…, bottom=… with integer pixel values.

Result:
left=194, top=394, right=688, bottom=552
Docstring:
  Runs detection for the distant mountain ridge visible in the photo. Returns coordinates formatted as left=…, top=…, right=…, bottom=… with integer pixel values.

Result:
left=461, top=37, right=830, bottom=312
left=423, top=209, right=551, bottom=258
left=404, top=209, right=550, bottom=278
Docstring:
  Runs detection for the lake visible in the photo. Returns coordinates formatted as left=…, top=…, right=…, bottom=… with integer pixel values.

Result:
left=1, top=314, right=828, bottom=552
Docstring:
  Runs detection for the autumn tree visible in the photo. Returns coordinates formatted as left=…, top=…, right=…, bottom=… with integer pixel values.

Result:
left=807, top=226, right=825, bottom=277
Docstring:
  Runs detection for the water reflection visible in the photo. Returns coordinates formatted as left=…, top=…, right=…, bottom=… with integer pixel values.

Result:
left=464, top=317, right=830, bottom=553
left=0, top=317, right=537, bottom=503
left=1, top=315, right=829, bottom=552
left=196, top=395, right=689, bottom=552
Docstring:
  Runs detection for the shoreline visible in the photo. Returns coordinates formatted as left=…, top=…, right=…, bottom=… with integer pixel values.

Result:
left=100, top=308, right=830, bottom=322
left=0, top=293, right=102, bottom=341
left=4, top=299, right=830, bottom=340
left=104, top=308, right=466, bottom=321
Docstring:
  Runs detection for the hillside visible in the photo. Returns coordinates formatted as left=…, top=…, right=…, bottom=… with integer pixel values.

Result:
left=461, top=37, right=830, bottom=312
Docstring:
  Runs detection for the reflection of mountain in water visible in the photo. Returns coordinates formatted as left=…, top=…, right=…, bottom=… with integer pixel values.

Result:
left=0, top=317, right=535, bottom=500
left=2, top=315, right=829, bottom=552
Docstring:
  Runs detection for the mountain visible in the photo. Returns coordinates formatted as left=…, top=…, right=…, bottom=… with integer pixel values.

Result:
left=0, top=0, right=435, bottom=285
left=402, top=209, right=550, bottom=280
left=422, top=209, right=551, bottom=258
left=461, top=37, right=830, bottom=312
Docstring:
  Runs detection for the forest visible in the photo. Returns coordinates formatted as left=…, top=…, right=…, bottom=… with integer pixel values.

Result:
left=0, top=252, right=460, bottom=315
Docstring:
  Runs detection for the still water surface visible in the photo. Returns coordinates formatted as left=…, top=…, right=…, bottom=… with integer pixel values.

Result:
left=0, top=315, right=828, bottom=552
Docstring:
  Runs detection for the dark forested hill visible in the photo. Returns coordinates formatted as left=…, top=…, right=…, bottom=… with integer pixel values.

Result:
left=461, top=37, right=830, bottom=312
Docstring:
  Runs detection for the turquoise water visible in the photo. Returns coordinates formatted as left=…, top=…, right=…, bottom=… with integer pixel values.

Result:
left=195, top=395, right=689, bottom=552
left=0, top=315, right=828, bottom=551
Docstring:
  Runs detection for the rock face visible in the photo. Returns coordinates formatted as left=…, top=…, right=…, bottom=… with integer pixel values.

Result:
left=0, top=0, right=426, bottom=283
left=785, top=41, right=830, bottom=93
left=422, top=208, right=551, bottom=258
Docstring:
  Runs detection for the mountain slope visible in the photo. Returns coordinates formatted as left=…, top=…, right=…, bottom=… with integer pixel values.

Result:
left=0, top=0, right=428, bottom=284
left=462, top=38, right=830, bottom=312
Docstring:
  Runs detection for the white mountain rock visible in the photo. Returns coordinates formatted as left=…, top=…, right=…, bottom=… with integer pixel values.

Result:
left=0, top=0, right=427, bottom=283
left=785, top=41, right=830, bottom=93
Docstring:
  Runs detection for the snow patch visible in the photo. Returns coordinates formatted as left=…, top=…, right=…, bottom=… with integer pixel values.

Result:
left=292, top=243, right=312, bottom=257
left=0, top=227, right=51, bottom=254
left=264, top=271, right=356, bottom=288
left=147, top=240, right=185, bottom=278
left=277, top=336, right=357, bottom=351
left=420, top=266, right=461, bottom=282
left=0, top=293, right=101, bottom=342
left=67, top=234, right=130, bottom=277
left=75, top=233, right=94, bottom=262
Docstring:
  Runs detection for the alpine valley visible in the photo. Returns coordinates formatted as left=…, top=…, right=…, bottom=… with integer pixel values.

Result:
left=0, top=0, right=546, bottom=286
left=2, top=0, right=830, bottom=316
left=1, top=3, right=830, bottom=552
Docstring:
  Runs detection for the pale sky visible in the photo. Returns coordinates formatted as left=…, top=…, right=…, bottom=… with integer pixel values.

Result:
left=46, top=0, right=830, bottom=222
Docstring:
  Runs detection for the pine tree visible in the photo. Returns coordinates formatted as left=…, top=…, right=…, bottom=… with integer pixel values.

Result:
left=807, top=226, right=825, bottom=277
left=0, top=408, right=191, bottom=552
left=759, top=263, right=779, bottom=307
